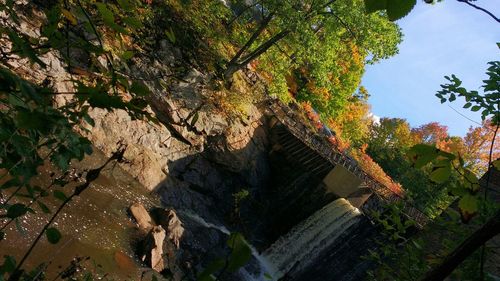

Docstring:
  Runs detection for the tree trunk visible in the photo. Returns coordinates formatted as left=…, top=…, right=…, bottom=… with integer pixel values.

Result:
left=238, top=30, right=290, bottom=66
left=224, top=30, right=290, bottom=80
left=420, top=209, right=500, bottom=281
left=226, top=12, right=275, bottom=68
left=223, top=62, right=243, bottom=81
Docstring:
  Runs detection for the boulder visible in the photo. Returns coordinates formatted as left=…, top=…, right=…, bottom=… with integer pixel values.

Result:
left=142, top=226, right=166, bottom=272
left=130, top=202, right=153, bottom=230
left=152, top=208, right=185, bottom=249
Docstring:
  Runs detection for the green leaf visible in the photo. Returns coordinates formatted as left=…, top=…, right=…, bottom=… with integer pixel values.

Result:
left=8, top=94, right=27, bottom=108
left=429, top=165, right=451, bottom=183
left=226, top=233, right=252, bottom=272
left=130, top=81, right=151, bottom=96
left=197, top=259, right=224, bottom=281
left=96, top=3, right=114, bottom=26
left=437, top=150, right=456, bottom=161
left=364, top=0, right=388, bottom=13
left=386, top=0, right=417, bottom=21
left=46, top=227, right=62, bottom=244
left=165, top=27, right=176, bottom=43
left=15, top=110, right=49, bottom=131
left=7, top=203, right=29, bottom=219
left=463, top=169, right=478, bottom=184
left=492, top=159, right=500, bottom=170
left=458, top=194, right=478, bottom=215
left=53, top=190, right=68, bottom=202
left=449, top=186, right=467, bottom=197
left=121, top=50, right=134, bottom=61
left=95, top=3, right=128, bottom=34
left=51, top=146, right=71, bottom=171
left=116, top=0, right=132, bottom=10
left=83, top=113, right=95, bottom=127
left=0, top=255, right=16, bottom=273
left=470, top=105, right=481, bottom=112
left=408, top=144, right=438, bottom=168
left=463, top=102, right=471, bottom=109
left=463, top=169, right=479, bottom=191
left=123, top=17, right=143, bottom=29
left=37, top=201, right=51, bottom=214
left=1, top=178, right=20, bottom=190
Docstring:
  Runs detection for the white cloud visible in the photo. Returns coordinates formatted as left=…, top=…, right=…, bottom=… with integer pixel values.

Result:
left=367, top=112, right=381, bottom=125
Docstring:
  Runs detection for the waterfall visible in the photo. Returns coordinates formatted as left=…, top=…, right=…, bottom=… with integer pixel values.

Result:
left=179, top=211, right=275, bottom=281
left=178, top=210, right=230, bottom=235
left=179, top=199, right=362, bottom=281
left=262, top=198, right=362, bottom=280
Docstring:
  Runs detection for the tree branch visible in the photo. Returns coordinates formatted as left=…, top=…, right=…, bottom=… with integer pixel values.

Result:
left=457, top=0, right=500, bottom=24
left=420, top=209, right=500, bottom=281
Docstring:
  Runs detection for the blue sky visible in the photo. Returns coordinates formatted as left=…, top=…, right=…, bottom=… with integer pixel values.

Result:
left=362, top=0, right=499, bottom=137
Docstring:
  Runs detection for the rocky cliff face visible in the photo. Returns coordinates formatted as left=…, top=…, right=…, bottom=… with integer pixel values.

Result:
left=79, top=40, right=277, bottom=279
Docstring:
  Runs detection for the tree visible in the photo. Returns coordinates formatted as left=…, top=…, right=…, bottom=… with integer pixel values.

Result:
left=223, top=0, right=402, bottom=80
left=368, top=117, right=418, bottom=150
left=462, top=121, right=500, bottom=175
left=327, top=86, right=373, bottom=147
left=412, top=122, right=449, bottom=146
left=365, top=118, right=454, bottom=217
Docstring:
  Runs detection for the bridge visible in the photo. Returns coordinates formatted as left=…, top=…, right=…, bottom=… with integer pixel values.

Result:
left=266, top=99, right=429, bottom=228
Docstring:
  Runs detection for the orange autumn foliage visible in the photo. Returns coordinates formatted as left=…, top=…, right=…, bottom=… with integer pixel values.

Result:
left=301, top=101, right=323, bottom=130
left=411, top=120, right=500, bottom=175
left=462, top=121, right=500, bottom=174
left=326, top=119, right=351, bottom=152
left=411, top=122, right=449, bottom=148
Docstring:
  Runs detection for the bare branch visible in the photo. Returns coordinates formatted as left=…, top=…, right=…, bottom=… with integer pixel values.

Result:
left=457, top=0, right=500, bottom=24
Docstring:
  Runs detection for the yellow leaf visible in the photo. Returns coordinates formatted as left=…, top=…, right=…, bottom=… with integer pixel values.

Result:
left=61, top=9, right=78, bottom=25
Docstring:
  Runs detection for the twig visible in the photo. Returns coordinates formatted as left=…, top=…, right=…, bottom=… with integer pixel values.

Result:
left=447, top=105, right=483, bottom=127
left=457, top=0, right=500, bottom=24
